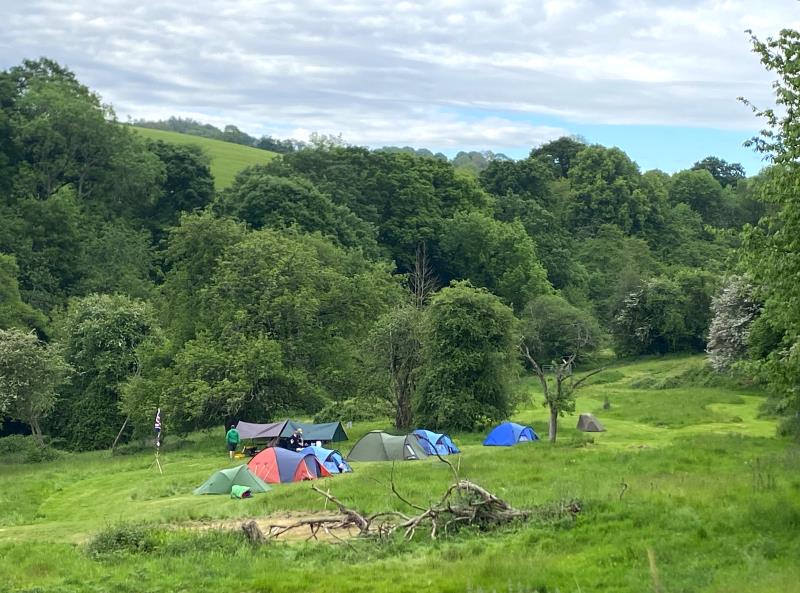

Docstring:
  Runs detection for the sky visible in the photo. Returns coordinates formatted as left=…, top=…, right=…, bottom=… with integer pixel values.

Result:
left=1, top=0, right=798, bottom=175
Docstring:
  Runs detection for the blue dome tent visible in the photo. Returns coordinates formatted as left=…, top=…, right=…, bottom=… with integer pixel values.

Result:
left=412, top=429, right=460, bottom=455
left=483, top=422, right=539, bottom=446
left=300, top=445, right=352, bottom=474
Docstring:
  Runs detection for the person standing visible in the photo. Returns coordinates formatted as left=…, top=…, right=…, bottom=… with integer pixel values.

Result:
left=226, top=424, right=240, bottom=459
left=288, top=428, right=304, bottom=451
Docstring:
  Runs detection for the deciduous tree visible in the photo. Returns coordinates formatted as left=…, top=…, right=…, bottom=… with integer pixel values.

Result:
left=415, top=282, right=520, bottom=431
left=519, top=295, right=602, bottom=442
left=0, top=328, right=70, bottom=444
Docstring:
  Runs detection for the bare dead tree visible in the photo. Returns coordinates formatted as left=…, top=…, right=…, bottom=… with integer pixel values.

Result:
left=409, top=242, right=439, bottom=309
left=520, top=324, right=605, bottom=443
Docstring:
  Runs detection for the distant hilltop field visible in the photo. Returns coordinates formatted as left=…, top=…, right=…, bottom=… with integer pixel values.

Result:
left=131, top=126, right=277, bottom=189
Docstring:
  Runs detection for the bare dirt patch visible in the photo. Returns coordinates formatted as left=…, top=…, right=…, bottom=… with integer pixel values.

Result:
left=182, top=512, right=360, bottom=542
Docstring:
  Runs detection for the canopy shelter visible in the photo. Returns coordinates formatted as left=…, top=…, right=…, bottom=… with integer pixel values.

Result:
left=235, top=420, right=288, bottom=441
left=347, top=431, right=428, bottom=461
left=281, top=421, right=348, bottom=443
left=193, top=465, right=272, bottom=495
left=247, top=447, right=331, bottom=483
left=412, top=429, right=460, bottom=456
left=483, top=422, right=539, bottom=446
left=576, top=413, right=605, bottom=432
left=300, top=445, right=352, bottom=474
left=235, top=420, right=348, bottom=444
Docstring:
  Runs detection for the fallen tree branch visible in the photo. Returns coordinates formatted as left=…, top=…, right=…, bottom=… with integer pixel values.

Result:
left=246, top=458, right=578, bottom=543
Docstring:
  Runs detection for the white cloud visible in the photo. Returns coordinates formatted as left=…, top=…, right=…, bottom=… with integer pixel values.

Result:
left=0, top=0, right=797, bottom=149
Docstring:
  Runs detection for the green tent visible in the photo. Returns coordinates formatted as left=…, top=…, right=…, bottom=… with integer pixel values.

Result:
left=282, top=421, right=348, bottom=442
left=347, top=430, right=428, bottom=461
left=193, top=465, right=272, bottom=495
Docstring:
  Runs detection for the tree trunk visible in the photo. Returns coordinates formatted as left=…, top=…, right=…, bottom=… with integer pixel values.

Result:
left=548, top=406, right=558, bottom=443
left=394, top=372, right=413, bottom=430
left=29, top=418, right=45, bottom=447
left=111, top=415, right=130, bottom=451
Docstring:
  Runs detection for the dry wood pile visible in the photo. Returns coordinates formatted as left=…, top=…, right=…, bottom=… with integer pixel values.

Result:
left=241, top=458, right=580, bottom=544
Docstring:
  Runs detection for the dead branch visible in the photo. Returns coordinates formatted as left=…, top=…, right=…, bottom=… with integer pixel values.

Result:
left=245, top=457, right=575, bottom=544
left=571, top=365, right=608, bottom=390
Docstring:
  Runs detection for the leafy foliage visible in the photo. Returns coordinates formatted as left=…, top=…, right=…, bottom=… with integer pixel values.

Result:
left=216, top=166, right=377, bottom=253
left=364, top=305, right=422, bottom=430
left=52, top=295, right=159, bottom=450
left=614, top=269, right=718, bottom=356
left=519, top=294, right=603, bottom=441
left=439, top=211, right=551, bottom=311
left=0, top=254, right=46, bottom=332
left=692, top=156, right=746, bottom=188
left=0, top=328, right=70, bottom=443
left=737, top=28, right=800, bottom=436
left=415, top=282, right=520, bottom=431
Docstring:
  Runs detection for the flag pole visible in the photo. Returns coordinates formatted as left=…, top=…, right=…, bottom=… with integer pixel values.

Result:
left=151, top=407, right=163, bottom=475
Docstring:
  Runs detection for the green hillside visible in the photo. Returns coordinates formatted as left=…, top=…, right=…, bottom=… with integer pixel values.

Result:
left=131, top=126, right=277, bottom=189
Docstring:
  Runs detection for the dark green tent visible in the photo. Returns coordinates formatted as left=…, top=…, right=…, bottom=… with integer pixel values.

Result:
left=281, top=421, right=348, bottom=442
left=193, top=465, right=272, bottom=495
left=347, top=431, right=428, bottom=461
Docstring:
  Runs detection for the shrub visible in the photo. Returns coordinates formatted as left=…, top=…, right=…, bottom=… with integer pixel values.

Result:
left=0, top=435, right=61, bottom=464
left=86, top=523, right=162, bottom=558
left=313, top=398, right=390, bottom=423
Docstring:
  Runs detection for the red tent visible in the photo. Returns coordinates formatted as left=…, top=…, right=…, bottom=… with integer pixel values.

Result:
left=247, top=447, right=331, bottom=483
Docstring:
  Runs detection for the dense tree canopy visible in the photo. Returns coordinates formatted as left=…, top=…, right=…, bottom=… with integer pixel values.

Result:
left=0, top=56, right=775, bottom=448
left=216, top=166, right=377, bottom=253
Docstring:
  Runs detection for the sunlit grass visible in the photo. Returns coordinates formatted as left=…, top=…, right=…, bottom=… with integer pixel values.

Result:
left=130, top=126, right=276, bottom=189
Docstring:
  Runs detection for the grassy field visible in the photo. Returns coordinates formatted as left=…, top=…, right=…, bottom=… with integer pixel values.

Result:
left=1, top=355, right=799, bottom=593
left=130, top=127, right=276, bottom=190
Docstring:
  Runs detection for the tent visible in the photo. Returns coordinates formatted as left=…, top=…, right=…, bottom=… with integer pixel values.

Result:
left=247, top=447, right=331, bottom=483
left=412, top=429, right=460, bottom=455
left=281, top=421, right=348, bottom=443
left=235, top=420, right=288, bottom=441
left=483, top=422, right=539, bottom=446
left=576, top=413, right=605, bottom=432
left=193, top=465, right=272, bottom=495
left=347, top=431, right=428, bottom=461
left=300, top=445, right=352, bottom=474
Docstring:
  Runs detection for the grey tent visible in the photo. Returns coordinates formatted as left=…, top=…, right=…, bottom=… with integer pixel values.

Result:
left=281, top=421, right=348, bottom=443
left=576, top=413, right=605, bottom=432
left=347, top=430, right=428, bottom=461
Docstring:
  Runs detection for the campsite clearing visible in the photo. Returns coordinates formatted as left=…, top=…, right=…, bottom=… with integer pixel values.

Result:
left=1, top=355, right=799, bottom=593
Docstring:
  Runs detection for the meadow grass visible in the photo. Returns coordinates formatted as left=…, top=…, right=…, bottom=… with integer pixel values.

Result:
left=130, top=127, right=276, bottom=189
left=1, top=355, right=799, bottom=592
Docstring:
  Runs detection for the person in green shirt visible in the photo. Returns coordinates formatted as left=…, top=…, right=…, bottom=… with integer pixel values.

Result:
left=226, top=425, right=240, bottom=459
